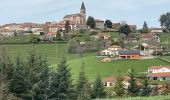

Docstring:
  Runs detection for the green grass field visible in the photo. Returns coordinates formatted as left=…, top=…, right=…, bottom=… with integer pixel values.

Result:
left=2, top=44, right=170, bottom=81
left=95, top=95, right=170, bottom=100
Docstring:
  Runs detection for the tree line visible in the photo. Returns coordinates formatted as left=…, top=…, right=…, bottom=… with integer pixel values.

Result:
left=0, top=45, right=106, bottom=100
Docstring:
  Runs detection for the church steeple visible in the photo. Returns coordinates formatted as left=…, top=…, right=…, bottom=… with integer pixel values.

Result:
left=81, top=2, right=86, bottom=10
left=80, top=2, right=86, bottom=25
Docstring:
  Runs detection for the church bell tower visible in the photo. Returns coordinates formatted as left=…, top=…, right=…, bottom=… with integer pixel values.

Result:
left=80, top=2, right=86, bottom=24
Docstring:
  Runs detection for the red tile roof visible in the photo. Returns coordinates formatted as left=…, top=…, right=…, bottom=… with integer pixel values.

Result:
left=103, top=76, right=116, bottom=82
left=149, top=66, right=170, bottom=69
left=148, top=72, right=170, bottom=77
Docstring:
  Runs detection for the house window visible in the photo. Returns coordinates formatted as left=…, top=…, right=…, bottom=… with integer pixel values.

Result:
left=127, top=56, right=130, bottom=58
left=153, top=77, right=157, bottom=80
left=109, top=82, right=113, bottom=86
left=163, top=77, right=166, bottom=80
left=103, top=83, right=107, bottom=86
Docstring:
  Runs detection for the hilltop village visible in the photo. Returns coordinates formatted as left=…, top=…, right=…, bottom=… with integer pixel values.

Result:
left=0, top=2, right=170, bottom=100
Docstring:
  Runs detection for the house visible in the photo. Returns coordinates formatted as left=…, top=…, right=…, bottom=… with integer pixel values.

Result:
left=150, top=27, right=164, bottom=33
left=128, top=25, right=137, bottom=32
left=95, top=33, right=110, bottom=40
left=118, top=50, right=140, bottom=59
left=99, top=49, right=113, bottom=56
left=103, top=76, right=116, bottom=87
left=141, top=33, right=160, bottom=42
left=103, top=76, right=141, bottom=88
left=148, top=66, right=170, bottom=81
left=112, top=23, right=121, bottom=32
left=108, top=45, right=122, bottom=51
left=47, top=32, right=56, bottom=40
left=99, top=45, right=122, bottom=56
left=0, top=30, right=14, bottom=37
left=94, top=19, right=104, bottom=29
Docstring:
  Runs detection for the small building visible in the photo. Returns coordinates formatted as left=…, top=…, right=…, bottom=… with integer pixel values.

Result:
left=118, top=50, right=140, bottom=59
left=148, top=72, right=170, bottom=81
left=99, top=45, right=122, bottom=56
left=95, top=33, right=110, bottom=40
left=147, top=66, right=170, bottom=81
left=108, top=45, right=122, bottom=51
left=94, top=19, right=104, bottom=29
left=103, top=76, right=116, bottom=87
left=150, top=27, right=164, bottom=33
left=148, top=66, right=170, bottom=73
left=103, top=76, right=141, bottom=88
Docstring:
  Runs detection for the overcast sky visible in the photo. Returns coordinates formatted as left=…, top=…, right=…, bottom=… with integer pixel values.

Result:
left=0, top=0, right=170, bottom=28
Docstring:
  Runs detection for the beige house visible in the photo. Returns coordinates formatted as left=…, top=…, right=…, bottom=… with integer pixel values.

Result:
left=94, top=19, right=104, bottom=29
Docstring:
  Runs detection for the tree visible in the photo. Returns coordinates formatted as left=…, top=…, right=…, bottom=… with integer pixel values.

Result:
left=127, top=68, right=140, bottom=96
left=77, top=81, right=92, bottom=100
left=141, top=21, right=149, bottom=33
left=160, top=12, right=170, bottom=32
left=87, top=16, right=96, bottom=29
left=140, top=77, right=151, bottom=96
left=49, top=58, right=73, bottom=100
left=9, top=55, right=29, bottom=99
left=55, top=30, right=62, bottom=41
left=29, top=34, right=39, bottom=44
left=31, top=57, right=50, bottom=100
left=113, top=72, right=125, bottom=97
left=0, top=46, right=13, bottom=80
left=65, top=20, right=70, bottom=33
left=119, top=24, right=131, bottom=36
left=104, top=20, right=112, bottom=28
left=76, top=63, right=92, bottom=100
left=92, top=74, right=106, bottom=99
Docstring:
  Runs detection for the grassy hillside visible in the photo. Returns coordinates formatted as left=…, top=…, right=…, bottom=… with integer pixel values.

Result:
left=96, top=95, right=170, bottom=100
left=3, top=44, right=170, bottom=81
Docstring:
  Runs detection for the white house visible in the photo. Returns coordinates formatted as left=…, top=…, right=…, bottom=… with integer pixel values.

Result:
left=99, top=45, right=122, bottom=56
left=148, top=66, right=170, bottom=81
left=148, top=66, right=170, bottom=73
left=0, top=30, right=14, bottom=37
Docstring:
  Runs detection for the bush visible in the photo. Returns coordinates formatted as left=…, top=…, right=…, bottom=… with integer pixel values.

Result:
left=89, top=31, right=98, bottom=36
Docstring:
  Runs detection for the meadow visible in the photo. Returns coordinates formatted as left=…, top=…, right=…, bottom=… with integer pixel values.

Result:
left=95, top=95, right=170, bottom=100
left=2, top=43, right=170, bottom=81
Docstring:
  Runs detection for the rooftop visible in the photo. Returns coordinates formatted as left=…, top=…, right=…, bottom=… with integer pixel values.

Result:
left=118, top=50, right=140, bottom=55
left=148, top=72, right=170, bottom=77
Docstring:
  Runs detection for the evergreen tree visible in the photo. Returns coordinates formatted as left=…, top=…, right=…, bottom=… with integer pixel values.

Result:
left=65, top=20, right=70, bottom=33
left=92, top=74, right=106, bottom=99
left=113, top=72, right=125, bottom=97
left=49, top=58, right=73, bottom=100
left=141, top=21, right=149, bottom=33
left=87, top=16, right=96, bottom=29
left=0, top=46, right=14, bottom=80
left=141, top=77, right=151, bottom=96
left=76, top=63, right=87, bottom=97
left=31, top=57, right=50, bottom=100
left=76, top=63, right=92, bottom=100
left=127, top=68, right=140, bottom=96
left=77, top=81, right=92, bottom=100
left=9, top=55, right=29, bottom=99
left=104, top=20, right=112, bottom=28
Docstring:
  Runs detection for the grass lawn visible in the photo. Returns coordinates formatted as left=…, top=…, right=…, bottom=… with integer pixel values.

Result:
left=2, top=44, right=170, bottom=81
left=96, top=95, right=170, bottom=100
left=109, top=32, right=120, bottom=39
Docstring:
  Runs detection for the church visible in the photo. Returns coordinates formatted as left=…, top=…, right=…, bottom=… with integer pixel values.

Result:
left=63, top=2, right=86, bottom=29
